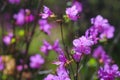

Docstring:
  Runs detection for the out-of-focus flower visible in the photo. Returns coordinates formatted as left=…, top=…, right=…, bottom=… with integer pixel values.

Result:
left=0, top=56, right=4, bottom=71
left=52, top=40, right=64, bottom=55
left=98, top=64, right=120, bottom=80
left=14, top=9, right=25, bottom=25
left=8, top=0, right=20, bottom=4
left=66, top=1, right=82, bottom=21
left=93, top=46, right=112, bottom=64
left=73, top=36, right=94, bottom=55
left=14, top=9, right=34, bottom=25
left=25, top=9, right=34, bottom=23
left=41, top=6, right=53, bottom=19
left=17, top=65, right=23, bottom=71
left=30, top=54, right=44, bottom=69
left=38, top=19, right=51, bottom=35
left=3, top=32, right=13, bottom=45
left=40, top=40, right=52, bottom=55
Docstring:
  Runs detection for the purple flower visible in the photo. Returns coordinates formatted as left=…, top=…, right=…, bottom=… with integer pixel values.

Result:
left=0, top=56, right=4, bottom=71
left=73, top=52, right=82, bottom=62
left=16, top=65, right=23, bottom=71
left=73, top=36, right=94, bottom=55
left=85, top=27, right=99, bottom=44
left=44, top=63, right=70, bottom=80
left=66, top=1, right=82, bottom=21
left=93, top=46, right=112, bottom=64
left=13, top=9, right=25, bottom=25
left=14, top=9, right=34, bottom=25
left=30, top=54, right=44, bottom=69
left=3, top=32, right=13, bottom=45
left=38, top=19, right=51, bottom=35
left=41, top=6, right=53, bottom=19
left=8, top=0, right=20, bottom=4
left=25, top=9, right=34, bottom=23
left=100, top=25, right=115, bottom=39
left=91, top=15, right=115, bottom=39
left=40, top=40, right=52, bottom=55
left=52, top=40, right=67, bottom=62
left=25, top=14, right=34, bottom=23
left=44, top=74, right=58, bottom=80
left=52, top=40, right=64, bottom=55
left=98, top=64, right=120, bottom=80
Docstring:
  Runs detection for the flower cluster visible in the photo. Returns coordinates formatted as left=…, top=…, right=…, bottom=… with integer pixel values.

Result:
left=38, top=6, right=53, bottom=35
left=85, top=15, right=115, bottom=43
left=66, top=1, right=82, bottom=21
left=98, top=64, right=120, bottom=80
left=14, top=9, right=34, bottom=25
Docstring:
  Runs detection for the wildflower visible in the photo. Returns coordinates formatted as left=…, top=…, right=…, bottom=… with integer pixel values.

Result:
left=66, top=1, right=82, bottom=21
left=73, top=36, right=94, bottom=55
left=40, top=40, right=52, bottom=55
left=13, top=9, right=25, bottom=25
left=30, top=54, right=44, bottom=69
left=93, top=46, right=112, bottom=64
left=3, top=32, right=13, bottom=45
left=98, top=64, right=120, bottom=80
left=44, top=63, right=70, bottom=80
left=91, top=15, right=115, bottom=39
left=38, top=19, right=51, bottom=35
left=14, top=9, right=34, bottom=25
left=41, top=6, right=53, bottom=19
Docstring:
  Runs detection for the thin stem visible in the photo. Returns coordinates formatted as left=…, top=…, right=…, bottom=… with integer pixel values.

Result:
left=60, top=21, right=75, bottom=78
left=74, top=62, right=79, bottom=80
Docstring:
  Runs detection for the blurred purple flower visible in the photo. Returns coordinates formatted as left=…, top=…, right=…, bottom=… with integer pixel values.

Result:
left=16, top=65, right=23, bottom=71
left=66, top=1, right=82, bottom=21
left=14, top=9, right=34, bottom=25
left=25, top=14, right=34, bottom=23
left=52, top=40, right=64, bottom=55
left=93, top=46, right=112, bottom=64
left=13, top=9, right=25, bottom=25
left=8, top=0, right=20, bottom=4
left=38, top=19, right=51, bottom=35
left=98, top=64, right=120, bottom=80
left=40, top=40, right=52, bottom=55
left=41, top=6, right=53, bottom=19
left=30, top=54, right=44, bottom=69
left=3, top=32, right=13, bottom=45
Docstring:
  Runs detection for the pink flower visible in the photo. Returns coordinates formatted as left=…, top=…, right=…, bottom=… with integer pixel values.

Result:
left=30, top=54, right=44, bottom=69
